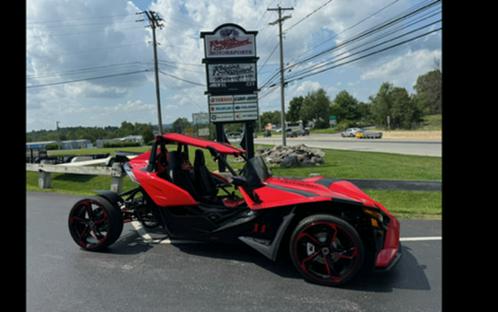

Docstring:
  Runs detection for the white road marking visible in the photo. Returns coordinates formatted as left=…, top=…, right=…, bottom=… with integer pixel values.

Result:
left=130, top=221, right=153, bottom=242
left=400, top=236, right=441, bottom=241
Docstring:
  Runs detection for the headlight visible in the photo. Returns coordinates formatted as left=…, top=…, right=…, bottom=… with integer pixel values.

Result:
left=362, top=208, right=384, bottom=227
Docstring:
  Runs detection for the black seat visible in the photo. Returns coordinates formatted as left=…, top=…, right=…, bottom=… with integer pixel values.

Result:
left=168, top=151, right=198, bottom=199
left=194, top=149, right=218, bottom=199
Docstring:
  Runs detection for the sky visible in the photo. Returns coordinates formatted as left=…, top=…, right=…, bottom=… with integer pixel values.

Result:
left=26, top=0, right=442, bottom=131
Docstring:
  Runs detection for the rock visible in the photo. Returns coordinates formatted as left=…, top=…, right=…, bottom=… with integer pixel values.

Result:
left=280, top=155, right=299, bottom=168
left=256, top=144, right=325, bottom=168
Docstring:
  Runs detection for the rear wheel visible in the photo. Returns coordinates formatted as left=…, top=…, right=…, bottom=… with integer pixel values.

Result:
left=68, top=196, right=123, bottom=251
left=289, top=214, right=364, bottom=286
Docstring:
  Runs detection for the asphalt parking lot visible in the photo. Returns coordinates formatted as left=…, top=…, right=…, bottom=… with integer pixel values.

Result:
left=27, top=192, right=441, bottom=312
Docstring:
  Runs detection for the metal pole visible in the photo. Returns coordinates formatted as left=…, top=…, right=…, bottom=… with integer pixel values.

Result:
left=268, top=6, right=293, bottom=146
left=151, top=19, right=164, bottom=134
left=277, top=7, right=286, bottom=146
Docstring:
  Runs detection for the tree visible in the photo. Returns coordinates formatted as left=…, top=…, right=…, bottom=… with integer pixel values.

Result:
left=287, top=96, right=304, bottom=122
left=413, top=69, right=442, bottom=114
left=172, top=117, right=191, bottom=134
left=300, top=89, right=331, bottom=128
left=260, top=111, right=281, bottom=128
left=330, top=90, right=360, bottom=122
left=370, top=83, right=422, bottom=129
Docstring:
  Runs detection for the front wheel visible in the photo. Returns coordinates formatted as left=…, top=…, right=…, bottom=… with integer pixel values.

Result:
left=68, top=196, right=123, bottom=251
left=289, top=214, right=364, bottom=286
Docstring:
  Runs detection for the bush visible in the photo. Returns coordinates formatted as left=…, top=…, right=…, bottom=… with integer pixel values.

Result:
left=45, top=143, right=59, bottom=150
left=335, top=120, right=357, bottom=131
left=103, top=141, right=141, bottom=148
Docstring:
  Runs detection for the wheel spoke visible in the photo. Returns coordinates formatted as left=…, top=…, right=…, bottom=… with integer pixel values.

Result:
left=325, top=223, right=338, bottom=246
left=324, top=255, right=336, bottom=276
left=300, top=252, right=319, bottom=271
left=78, top=226, right=90, bottom=246
left=94, top=212, right=108, bottom=225
left=336, top=247, right=357, bottom=260
left=69, top=216, right=87, bottom=224
left=83, top=203, right=96, bottom=220
left=296, top=231, right=320, bottom=245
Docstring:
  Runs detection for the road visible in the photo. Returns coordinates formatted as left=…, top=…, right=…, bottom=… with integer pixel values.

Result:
left=254, top=134, right=441, bottom=157
left=27, top=192, right=441, bottom=312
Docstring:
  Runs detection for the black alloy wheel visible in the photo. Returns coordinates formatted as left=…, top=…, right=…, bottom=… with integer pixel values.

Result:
left=289, top=214, right=364, bottom=286
left=68, top=196, right=123, bottom=251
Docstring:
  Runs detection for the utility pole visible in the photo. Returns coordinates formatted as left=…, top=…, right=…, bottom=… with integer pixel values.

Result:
left=268, top=5, right=293, bottom=146
left=138, top=11, right=164, bottom=134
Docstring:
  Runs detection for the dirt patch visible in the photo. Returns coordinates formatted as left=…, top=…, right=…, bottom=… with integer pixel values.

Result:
left=380, top=130, right=441, bottom=141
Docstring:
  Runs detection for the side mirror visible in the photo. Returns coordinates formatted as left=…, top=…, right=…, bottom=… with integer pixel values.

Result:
left=231, top=176, right=248, bottom=188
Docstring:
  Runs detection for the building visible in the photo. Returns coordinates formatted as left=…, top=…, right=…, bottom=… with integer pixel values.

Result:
left=26, top=141, right=57, bottom=150
left=119, top=135, right=144, bottom=144
left=60, top=139, right=92, bottom=150
left=96, top=135, right=144, bottom=148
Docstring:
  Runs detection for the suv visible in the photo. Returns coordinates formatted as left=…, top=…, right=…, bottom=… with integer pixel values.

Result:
left=341, top=128, right=363, bottom=137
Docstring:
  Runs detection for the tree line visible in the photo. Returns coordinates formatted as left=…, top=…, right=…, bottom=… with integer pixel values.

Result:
left=261, top=69, right=441, bottom=130
left=26, top=121, right=155, bottom=144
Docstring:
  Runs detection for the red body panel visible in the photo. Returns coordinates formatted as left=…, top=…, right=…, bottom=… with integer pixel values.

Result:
left=373, top=201, right=400, bottom=269
left=239, top=176, right=378, bottom=210
left=163, top=133, right=245, bottom=156
left=128, top=152, right=197, bottom=207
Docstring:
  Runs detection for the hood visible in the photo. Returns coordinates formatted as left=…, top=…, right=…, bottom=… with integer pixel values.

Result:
left=263, top=176, right=378, bottom=208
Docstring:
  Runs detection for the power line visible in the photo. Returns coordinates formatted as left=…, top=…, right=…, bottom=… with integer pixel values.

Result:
left=28, top=26, right=146, bottom=38
left=27, top=62, right=147, bottom=79
left=260, top=0, right=440, bottom=88
left=26, top=69, right=151, bottom=89
left=158, top=70, right=205, bottom=87
left=27, top=20, right=139, bottom=30
left=158, top=59, right=204, bottom=67
left=287, top=0, right=440, bottom=70
left=258, top=42, right=279, bottom=72
left=285, top=27, right=441, bottom=84
left=286, top=19, right=441, bottom=80
left=27, top=13, right=134, bottom=25
left=286, top=0, right=402, bottom=64
left=284, top=0, right=335, bottom=33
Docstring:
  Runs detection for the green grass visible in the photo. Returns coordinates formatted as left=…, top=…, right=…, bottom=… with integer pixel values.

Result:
left=269, top=148, right=441, bottom=181
left=418, top=114, right=442, bottom=131
left=364, top=189, right=441, bottom=219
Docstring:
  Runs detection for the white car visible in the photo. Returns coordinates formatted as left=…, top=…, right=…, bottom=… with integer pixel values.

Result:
left=341, top=128, right=363, bottom=137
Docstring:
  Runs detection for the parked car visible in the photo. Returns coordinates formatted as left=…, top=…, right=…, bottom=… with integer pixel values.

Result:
left=67, top=133, right=401, bottom=287
left=286, top=128, right=298, bottom=137
left=341, top=128, right=363, bottom=137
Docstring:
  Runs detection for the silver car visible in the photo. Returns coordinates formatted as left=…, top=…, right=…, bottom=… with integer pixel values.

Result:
left=341, top=127, right=363, bottom=137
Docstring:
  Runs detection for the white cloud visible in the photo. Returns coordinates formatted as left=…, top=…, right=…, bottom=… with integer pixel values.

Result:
left=360, top=49, right=441, bottom=87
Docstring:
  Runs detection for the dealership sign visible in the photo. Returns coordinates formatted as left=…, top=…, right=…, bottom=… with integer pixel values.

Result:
left=208, top=94, right=258, bottom=122
left=202, top=25, right=256, bottom=58
left=201, top=24, right=259, bottom=123
left=207, top=63, right=256, bottom=90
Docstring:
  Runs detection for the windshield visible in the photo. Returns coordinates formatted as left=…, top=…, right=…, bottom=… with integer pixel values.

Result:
left=241, top=156, right=271, bottom=188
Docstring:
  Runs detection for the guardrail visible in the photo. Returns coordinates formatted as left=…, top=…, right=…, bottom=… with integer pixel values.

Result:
left=26, top=162, right=125, bottom=192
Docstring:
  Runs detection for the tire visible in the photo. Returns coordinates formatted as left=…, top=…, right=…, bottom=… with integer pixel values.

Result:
left=289, top=214, right=364, bottom=286
left=68, top=196, right=123, bottom=251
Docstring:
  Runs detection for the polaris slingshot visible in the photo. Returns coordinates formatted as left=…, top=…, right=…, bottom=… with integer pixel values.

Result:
left=68, top=133, right=401, bottom=286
